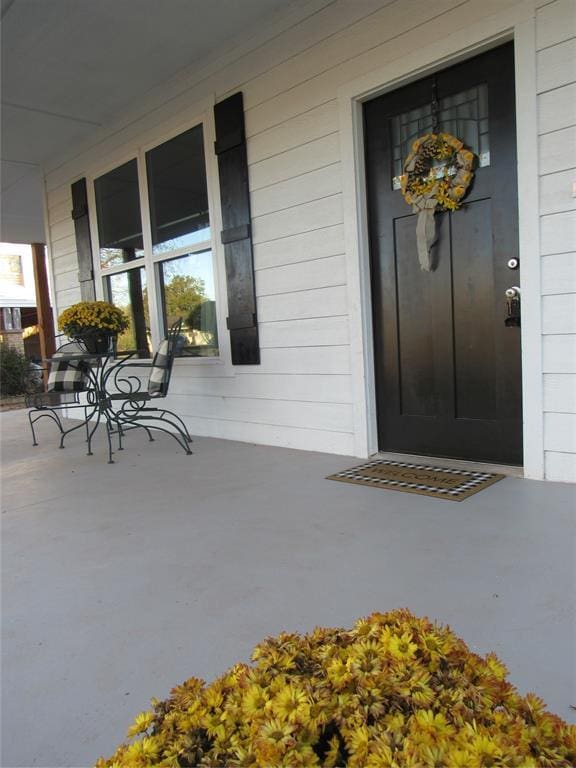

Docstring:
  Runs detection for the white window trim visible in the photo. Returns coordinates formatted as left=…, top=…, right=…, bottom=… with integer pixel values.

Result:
left=338, top=0, right=543, bottom=478
left=87, top=106, right=235, bottom=373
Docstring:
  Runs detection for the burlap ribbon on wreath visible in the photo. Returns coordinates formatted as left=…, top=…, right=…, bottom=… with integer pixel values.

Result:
left=404, top=154, right=438, bottom=272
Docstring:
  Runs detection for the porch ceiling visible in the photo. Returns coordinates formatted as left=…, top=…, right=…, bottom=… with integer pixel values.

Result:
left=0, top=0, right=311, bottom=244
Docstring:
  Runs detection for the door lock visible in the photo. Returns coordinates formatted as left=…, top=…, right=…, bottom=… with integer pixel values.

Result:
left=505, top=286, right=521, bottom=327
left=507, top=258, right=519, bottom=270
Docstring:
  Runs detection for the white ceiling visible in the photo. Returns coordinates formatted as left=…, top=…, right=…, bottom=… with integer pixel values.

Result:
left=1, top=0, right=307, bottom=243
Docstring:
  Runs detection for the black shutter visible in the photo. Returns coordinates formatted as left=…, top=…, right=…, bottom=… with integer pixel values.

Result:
left=214, top=93, right=260, bottom=365
left=71, top=178, right=95, bottom=301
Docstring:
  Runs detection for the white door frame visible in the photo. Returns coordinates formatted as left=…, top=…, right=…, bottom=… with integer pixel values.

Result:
left=338, top=0, right=543, bottom=479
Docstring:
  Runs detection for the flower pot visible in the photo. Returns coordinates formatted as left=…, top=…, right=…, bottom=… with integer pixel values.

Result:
left=75, top=330, right=117, bottom=355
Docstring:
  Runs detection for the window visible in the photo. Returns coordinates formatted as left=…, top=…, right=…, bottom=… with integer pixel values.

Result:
left=390, top=84, right=490, bottom=190
left=158, top=251, right=218, bottom=357
left=146, top=124, right=210, bottom=254
left=94, top=159, right=144, bottom=269
left=105, top=267, right=149, bottom=354
left=93, top=121, right=218, bottom=359
left=95, top=159, right=150, bottom=355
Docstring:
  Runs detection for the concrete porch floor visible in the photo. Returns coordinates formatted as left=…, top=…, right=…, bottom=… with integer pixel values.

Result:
left=1, top=409, right=575, bottom=767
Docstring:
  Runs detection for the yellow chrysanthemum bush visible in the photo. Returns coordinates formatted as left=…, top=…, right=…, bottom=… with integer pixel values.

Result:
left=96, top=610, right=576, bottom=768
left=58, top=301, right=129, bottom=337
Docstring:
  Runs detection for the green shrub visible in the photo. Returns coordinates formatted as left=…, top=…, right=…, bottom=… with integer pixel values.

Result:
left=0, top=342, right=31, bottom=395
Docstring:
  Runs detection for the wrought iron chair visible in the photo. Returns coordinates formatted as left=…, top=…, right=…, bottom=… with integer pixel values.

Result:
left=105, top=318, right=193, bottom=456
left=26, top=338, right=92, bottom=447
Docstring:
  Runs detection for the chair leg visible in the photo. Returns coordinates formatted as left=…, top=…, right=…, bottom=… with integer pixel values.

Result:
left=28, top=410, right=39, bottom=446
left=105, top=419, right=115, bottom=464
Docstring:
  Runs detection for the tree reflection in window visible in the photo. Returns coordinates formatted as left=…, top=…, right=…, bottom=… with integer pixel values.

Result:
left=158, top=251, right=218, bottom=357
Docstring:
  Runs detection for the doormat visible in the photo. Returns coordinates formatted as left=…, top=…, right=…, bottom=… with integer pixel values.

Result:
left=327, top=459, right=505, bottom=501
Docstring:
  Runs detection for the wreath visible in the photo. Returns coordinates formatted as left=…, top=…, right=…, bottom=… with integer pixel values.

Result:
left=400, top=133, right=476, bottom=271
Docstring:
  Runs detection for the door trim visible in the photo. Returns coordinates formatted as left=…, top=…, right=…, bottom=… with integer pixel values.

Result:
left=337, top=1, right=543, bottom=479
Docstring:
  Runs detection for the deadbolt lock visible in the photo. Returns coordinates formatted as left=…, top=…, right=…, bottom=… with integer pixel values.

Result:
left=507, top=258, right=519, bottom=270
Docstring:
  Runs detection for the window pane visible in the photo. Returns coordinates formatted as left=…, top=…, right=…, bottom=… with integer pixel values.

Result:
left=94, top=159, right=144, bottom=269
left=391, top=83, right=490, bottom=190
left=159, top=251, right=218, bottom=357
left=106, top=267, right=151, bottom=356
left=146, top=125, right=210, bottom=255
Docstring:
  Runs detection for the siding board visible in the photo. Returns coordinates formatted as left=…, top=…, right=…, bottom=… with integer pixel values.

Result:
left=258, top=285, right=348, bottom=323
left=169, top=372, right=352, bottom=403
left=543, top=334, right=576, bottom=371
left=251, top=163, right=341, bottom=218
left=254, top=224, right=344, bottom=270
left=542, top=293, right=576, bottom=333
left=538, top=83, right=576, bottom=134
left=544, top=373, right=576, bottom=411
left=540, top=169, right=576, bottom=215
left=259, top=316, right=349, bottom=348
left=249, top=133, right=339, bottom=190
left=541, top=252, right=576, bottom=294
left=252, top=194, right=342, bottom=244
left=545, top=451, right=576, bottom=482
left=536, top=0, right=576, bottom=49
left=537, top=38, right=576, bottom=93
left=544, top=412, right=576, bottom=452
left=256, top=255, right=346, bottom=297
left=540, top=210, right=576, bottom=254
left=247, top=100, right=338, bottom=163
left=539, top=125, right=576, bottom=174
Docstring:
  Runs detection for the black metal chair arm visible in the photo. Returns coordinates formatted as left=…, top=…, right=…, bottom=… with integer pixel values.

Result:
left=108, top=392, right=151, bottom=402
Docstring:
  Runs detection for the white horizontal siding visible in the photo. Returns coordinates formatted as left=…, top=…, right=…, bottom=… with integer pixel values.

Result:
left=537, top=1, right=576, bottom=479
left=544, top=373, right=576, bottom=412
left=256, top=255, right=346, bottom=297
left=536, top=0, right=576, bottom=50
left=42, top=0, right=576, bottom=469
left=249, top=133, right=340, bottom=190
left=252, top=194, right=342, bottom=244
left=543, top=334, right=576, bottom=372
left=539, top=125, right=576, bottom=174
left=545, top=412, right=576, bottom=452
left=258, top=285, right=348, bottom=323
left=157, top=413, right=354, bottom=455
left=542, top=293, right=576, bottom=333
left=169, top=372, right=352, bottom=404
left=254, top=224, right=344, bottom=270
left=259, top=316, right=349, bottom=349
left=538, top=83, right=576, bottom=134
left=539, top=170, right=576, bottom=216
left=247, top=100, right=338, bottom=164
left=537, top=38, right=576, bottom=93
left=540, top=210, right=576, bottom=255
left=541, top=252, right=576, bottom=294
left=544, top=451, right=576, bottom=482
left=251, top=163, right=341, bottom=218
left=256, top=346, right=350, bottom=375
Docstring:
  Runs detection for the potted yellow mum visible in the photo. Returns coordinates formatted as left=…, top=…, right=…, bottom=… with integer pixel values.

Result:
left=58, top=301, right=129, bottom=354
left=96, top=610, right=576, bottom=767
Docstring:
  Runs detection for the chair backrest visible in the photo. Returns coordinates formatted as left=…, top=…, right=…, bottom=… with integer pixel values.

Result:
left=147, top=318, right=183, bottom=397
left=46, top=340, right=90, bottom=393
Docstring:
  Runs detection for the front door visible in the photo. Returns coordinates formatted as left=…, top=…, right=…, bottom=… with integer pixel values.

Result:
left=364, top=43, right=522, bottom=465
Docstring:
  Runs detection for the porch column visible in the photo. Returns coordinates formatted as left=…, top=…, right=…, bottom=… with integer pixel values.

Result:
left=31, top=243, right=55, bottom=384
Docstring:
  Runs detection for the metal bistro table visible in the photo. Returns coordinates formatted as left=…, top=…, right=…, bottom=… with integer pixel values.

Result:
left=44, top=350, right=136, bottom=463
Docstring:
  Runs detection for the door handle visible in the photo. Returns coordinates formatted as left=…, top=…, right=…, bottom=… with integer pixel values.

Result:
left=505, top=287, right=521, bottom=327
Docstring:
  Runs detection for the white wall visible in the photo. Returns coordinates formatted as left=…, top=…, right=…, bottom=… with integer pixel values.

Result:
left=536, top=0, right=576, bottom=481
left=44, top=0, right=576, bottom=476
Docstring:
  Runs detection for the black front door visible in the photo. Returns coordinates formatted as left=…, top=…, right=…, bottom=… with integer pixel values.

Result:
left=364, top=43, right=522, bottom=465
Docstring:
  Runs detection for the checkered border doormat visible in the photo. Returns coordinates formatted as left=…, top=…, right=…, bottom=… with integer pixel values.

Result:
left=327, top=459, right=505, bottom=501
